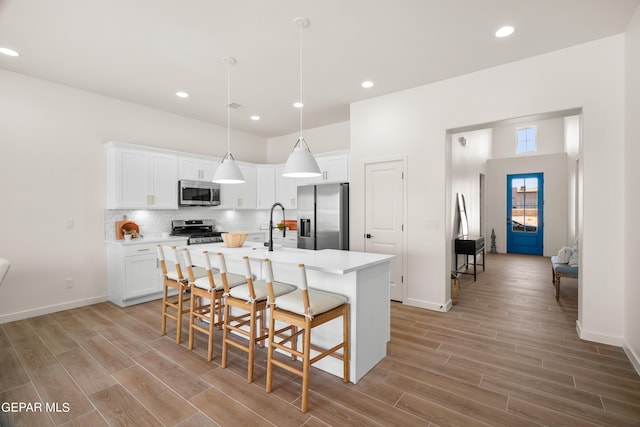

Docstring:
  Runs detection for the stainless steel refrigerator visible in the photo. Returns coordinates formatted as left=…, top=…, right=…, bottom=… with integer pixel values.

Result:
left=297, top=183, right=349, bottom=250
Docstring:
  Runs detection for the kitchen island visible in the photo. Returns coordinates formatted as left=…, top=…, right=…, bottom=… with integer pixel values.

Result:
left=187, top=242, right=394, bottom=384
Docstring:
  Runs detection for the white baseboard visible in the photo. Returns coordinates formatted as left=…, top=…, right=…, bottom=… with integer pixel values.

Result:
left=0, top=295, right=109, bottom=325
left=623, top=341, right=640, bottom=376
left=576, top=320, right=624, bottom=347
left=404, top=297, right=450, bottom=312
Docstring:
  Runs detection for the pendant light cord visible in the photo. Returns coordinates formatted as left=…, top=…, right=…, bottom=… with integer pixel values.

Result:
left=298, top=21, right=304, bottom=138
left=226, top=58, right=231, bottom=157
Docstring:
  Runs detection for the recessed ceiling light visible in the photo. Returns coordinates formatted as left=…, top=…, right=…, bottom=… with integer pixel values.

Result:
left=0, top=47, right=20, bottom=57
left=176, top=91, right=189, bottom=98
left=495, top=26, right=515, bottom=38
left=250, top=115, right=260, bottom=121
left=361, top=81, right=374, bottom=88
left=293, top=101, right=304, bottom=108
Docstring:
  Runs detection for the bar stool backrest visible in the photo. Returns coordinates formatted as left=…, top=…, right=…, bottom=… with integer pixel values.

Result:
left=156, top=245, right=184, bottom=280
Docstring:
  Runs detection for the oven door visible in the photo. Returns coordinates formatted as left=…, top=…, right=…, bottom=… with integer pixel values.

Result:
left=179, top=180, right=221, bottom=206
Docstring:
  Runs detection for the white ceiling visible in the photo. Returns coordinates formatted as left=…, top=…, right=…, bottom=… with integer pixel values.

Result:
left=1, top=0, right=638, bottom=138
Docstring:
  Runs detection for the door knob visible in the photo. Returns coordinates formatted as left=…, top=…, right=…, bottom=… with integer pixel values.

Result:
left=365, top=233, right=374, bottom=239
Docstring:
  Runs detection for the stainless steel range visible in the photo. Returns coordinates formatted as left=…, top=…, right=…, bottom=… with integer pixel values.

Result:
left=171, top=219, right=222, bottom=245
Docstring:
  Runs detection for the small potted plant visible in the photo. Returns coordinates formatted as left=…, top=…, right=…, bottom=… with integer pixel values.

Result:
left=451, top=271, right=460, bottom=305
left=123, top=229, right=137, bottom=240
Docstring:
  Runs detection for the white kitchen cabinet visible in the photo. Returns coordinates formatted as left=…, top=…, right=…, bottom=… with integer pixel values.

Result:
left=219, top=163, right=257, bottom=209
left=256, top=165, right=277, bottom=209
left=178, top=155, right=219, bottom=181
left=272, top=233, right=298, bottom=248
left=300, top=151, right=350, bottom=184
left=275, top=165, right=300, bottom=209
left=106, top=142, right=178, bottom=209
left=320, top=152, right=349, bottom=182
left=106, top=238, right=188, bottom=307
left=246, top=231, right=267, bottom=244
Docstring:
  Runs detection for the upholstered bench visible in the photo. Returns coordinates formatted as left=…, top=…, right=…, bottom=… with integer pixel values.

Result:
left=550, top=256, right=578, bottom=300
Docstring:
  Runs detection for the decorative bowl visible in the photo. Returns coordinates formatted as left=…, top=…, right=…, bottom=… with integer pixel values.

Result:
left=221, top=232, right=247, bottom=248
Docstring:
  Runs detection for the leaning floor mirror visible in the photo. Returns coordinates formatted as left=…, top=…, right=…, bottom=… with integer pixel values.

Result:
left=457, top=193, right=469, bottom=237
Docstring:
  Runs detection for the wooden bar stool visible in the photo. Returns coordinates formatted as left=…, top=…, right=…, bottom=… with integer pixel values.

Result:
left=265, top=261, right=350, bottom=413
left=182, top=249, right=246, bottom=361
left=156, top=245, right=205, bottom=344
left=221, top=254, right=295, bottom=383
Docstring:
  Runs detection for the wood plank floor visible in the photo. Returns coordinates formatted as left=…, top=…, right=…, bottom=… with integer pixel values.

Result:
left=1, top=253, right=639, bottom=426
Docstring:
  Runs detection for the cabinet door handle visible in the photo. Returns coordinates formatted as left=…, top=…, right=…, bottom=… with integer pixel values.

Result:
left=137, top=248, right=150, bottom=252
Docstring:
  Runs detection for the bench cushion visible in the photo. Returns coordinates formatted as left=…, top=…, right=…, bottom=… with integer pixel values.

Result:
left=551, top=256, right=578, bottom=276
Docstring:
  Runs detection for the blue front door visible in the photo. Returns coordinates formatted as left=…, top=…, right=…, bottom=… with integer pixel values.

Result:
left=507, top=173, right=544, bottom=255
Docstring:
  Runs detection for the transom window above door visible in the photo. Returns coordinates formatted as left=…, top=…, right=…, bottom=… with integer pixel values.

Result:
left=516, top=126, right=537, bottom=154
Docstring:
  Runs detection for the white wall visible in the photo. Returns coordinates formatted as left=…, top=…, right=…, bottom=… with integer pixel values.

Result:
left=486, top=153, right=568, bottom=256
left=450, top=129, right=491, bottom=237
left=0, top=69, right=266, bottom=323
left=351, top=35, right=626, bottom=345
left=624, top=7, right=640, bottom=372
left=564, top=115, right=581, bottom=243
left=492, top=116, right=566, bottom=159
left=267, top=121, right=350, bottom=163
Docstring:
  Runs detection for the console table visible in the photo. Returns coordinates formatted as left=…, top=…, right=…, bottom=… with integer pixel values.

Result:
left=455, top=235, right=485, bottom=281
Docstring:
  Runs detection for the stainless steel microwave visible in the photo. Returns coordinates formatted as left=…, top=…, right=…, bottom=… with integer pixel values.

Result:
left=178, top=180, right=221, bottom=206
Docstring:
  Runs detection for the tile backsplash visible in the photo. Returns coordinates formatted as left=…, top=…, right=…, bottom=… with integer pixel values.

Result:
left=105, top=208, right=294, bottom=240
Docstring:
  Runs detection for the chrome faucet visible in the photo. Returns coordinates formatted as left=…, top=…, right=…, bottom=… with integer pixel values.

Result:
left=268, top=202, right=286, bottom=251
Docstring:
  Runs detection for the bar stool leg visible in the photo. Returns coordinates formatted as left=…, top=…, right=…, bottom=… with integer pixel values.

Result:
left=161, top=281, right=169, bottom=336
left=188, top=290, right=196, bottom=351
left=207, top=295, right=215, bottom=361
left=176, top=287, right=184, bottom=344
left=247, top=302, right=257, bottom=383
left=221, top=302, right=231, bottom=369
left=301, top=323, right=312, bottom=413
left=265, top=311, right=276, bottom=393
left=343, top=304, right=350, bottom=382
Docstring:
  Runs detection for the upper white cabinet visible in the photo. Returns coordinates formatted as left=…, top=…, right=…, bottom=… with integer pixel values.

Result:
left=178, top=155, right=219, bottom=181
left=276, top=165, right=300, bottom=209
left=299, top=151, right=350, bottom=185
left=256, top=165, right=277, bottom=209
left=106, top=142, right=178, bottom=209
left=319, top=152, right=350, bottom=182
left=106, top=142, right=349, bottom=211
left=219, top=163, right=257, bottom=209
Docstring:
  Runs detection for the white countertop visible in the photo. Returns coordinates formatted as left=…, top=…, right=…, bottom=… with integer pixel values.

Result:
left=188, top=242, right=394, bottom=275
left=105, top=236, right=188, bottom=246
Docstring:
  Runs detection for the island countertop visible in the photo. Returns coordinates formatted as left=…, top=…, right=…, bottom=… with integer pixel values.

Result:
left=188, top=241, right=394, bottom=275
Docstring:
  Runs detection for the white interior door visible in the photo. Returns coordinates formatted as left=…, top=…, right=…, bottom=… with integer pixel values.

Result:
left=364, top=160, right=404, bottom=301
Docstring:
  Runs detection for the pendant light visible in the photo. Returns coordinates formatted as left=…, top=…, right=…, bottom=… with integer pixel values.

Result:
left=282, top=17, right=321, bottom=178
left=213, top=56, right=245, bottom=184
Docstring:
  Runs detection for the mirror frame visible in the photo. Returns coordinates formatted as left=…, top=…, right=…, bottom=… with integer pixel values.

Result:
left=457, top=193, right=469, bottom=236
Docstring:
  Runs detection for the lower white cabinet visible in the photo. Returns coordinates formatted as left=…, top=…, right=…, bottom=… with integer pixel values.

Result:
left=107, top=238, right=188, bottom=307
left=246, top=232, right=267, bottom=244
left=272, top=234, right=298, bottom=248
